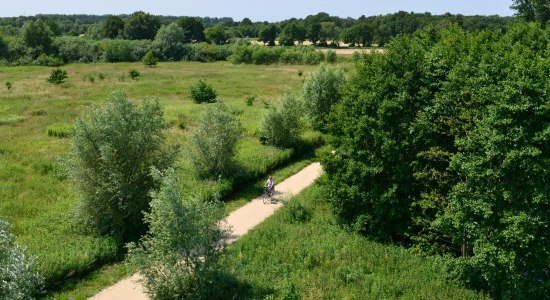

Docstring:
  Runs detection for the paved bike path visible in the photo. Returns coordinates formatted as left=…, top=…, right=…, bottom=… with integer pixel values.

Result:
left=91, top=162, right=323, bottom=300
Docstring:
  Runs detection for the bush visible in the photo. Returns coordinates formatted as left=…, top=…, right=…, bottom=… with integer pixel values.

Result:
left=245, top=96, right=255, bottom=106
left=101, top=39, right=135, bottom=62
left=98, top=72, right=106, bottom=80
left=5, top=81, right=11, bottom=90
left=0, top=219, right=44, bottom=299
left=259, top=91, right=303, bottom=148
left=47, top=69, right=68, bottom=84
left=251, top=46, right=282, bottom=64
left=325, top=50, right=337, bottom=63
left=83, top=73, right=95, bottom=83
left=142, top=50, right=158, bottom=66
left=34, top=53, right=64, bottom=66
left=189, top=102, right=243, bottom=178
left=283, top=200, right=311, bottom=223
left=127, top=168, right=228, bottom=299
left=46, top=123, right=73, bottom=138
left=54, top=36, right=102, bottom=63
left=129, top=68, right=140, bottom=80
left=190, top=79, right=217, bottom=103
left=302, top=66, right=345, bottom=131
left=151, top=22, right=187, bottom=61
left=68, top=91, right=176, bottom=243
left=185, top=42, right=230, bottom=62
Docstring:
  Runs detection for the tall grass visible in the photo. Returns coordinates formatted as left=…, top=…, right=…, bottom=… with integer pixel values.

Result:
left=218, top=182, right=486, bottom=299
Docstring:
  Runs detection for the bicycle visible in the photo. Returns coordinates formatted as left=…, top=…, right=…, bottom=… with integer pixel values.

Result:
left=262, top=186, right=275, bottom=204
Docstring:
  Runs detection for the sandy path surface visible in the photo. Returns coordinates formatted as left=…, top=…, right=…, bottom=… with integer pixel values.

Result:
left=90, top=162, right=323, bottom=300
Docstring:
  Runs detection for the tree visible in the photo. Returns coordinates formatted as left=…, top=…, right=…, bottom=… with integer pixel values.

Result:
left=205, top=25, right=227, bottom=45
left=258, top=24, right=277, bottom=46
left=190, top=79, right=218, bottom=103
left=319, top=22, right=340, bottom=45
left=0, top=219, right=44, bottom=299
left=0, top=35, right=8, bottom=59
left=142, top=50, right=158, bottom=66
left=69, top=91, right=176, bottom=243
left=124, top=11, right=161, bottom=40
left=307, top=22, right=322, bottom=45
left=152, top=22, right=188, bottom=60
left=127, top=168, right=228, bottom=299
left=240, top=17, right=253, bottom=26
left=302, top=66, right=345, bottom=131
left=177, top=16, right=205, bottom=42
left=189, top=103, right=243, bottom=178
left=279, top=22, right=307, bottom=46
left=259, top=90, right=303, bottom=148
left=101, top=15, right=124, bottom=39
left=21, top=19, right=52, bottom=53
left=512, top=0, right=550, bottom=27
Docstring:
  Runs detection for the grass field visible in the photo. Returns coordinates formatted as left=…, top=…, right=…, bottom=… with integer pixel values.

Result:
left=0, top=61, right=338, bottom=289
left=219, top=180, right=486, bottom=299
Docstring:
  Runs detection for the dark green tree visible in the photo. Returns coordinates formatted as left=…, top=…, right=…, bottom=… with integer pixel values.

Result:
left=512, top=0, right=550, bottom=27
left=258, top=24, right=277, bottom=46
left=205, top=25, right=227, bottom=45
left=177, top=16, right=205, bottom=42
left=101, top=15, right=124, bottom=39
left=124, top=11, right=161, bottom=40
left=21, top=19, right=52, bottom=53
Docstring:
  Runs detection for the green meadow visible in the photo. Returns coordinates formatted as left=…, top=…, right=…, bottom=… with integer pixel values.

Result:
left=0, top=61, right=329, bottom=288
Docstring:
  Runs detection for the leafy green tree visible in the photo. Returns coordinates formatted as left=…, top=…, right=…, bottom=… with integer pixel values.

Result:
left=21, top=19, right=52, bottom=53
left=190, top=79, right=218, bottom=103
left=0, top=219, right=44, bottom=299
left=307, top=22, right=322, bottom=45
left=512, top=0, right=550, bottom=27
left=69, top=91, right=176, bottom=243
left=258, top=24, right=277, bottom=46
left=302, top=66, right=345, bottom=131
left=177, top=16, right=205, bottom=42
left=0, top=35, right=8, bottom=59
left=205, top=25, right=227, bottom=45
left=189, top=103, right=243, bottom=178
left=240, top=17, right=253, bottom=26
left=319, top=22, right=340, bottom=45
left=124, top=11, right=161, bottom=40
left=142, top=50, right=158, bottom=66
left=101, top=15, right=124, bottom=39
left=279, top=22, right=307, bottom=46
left=259, top=90, right=303, bottom=148
left=152, top=22, right=188, bottom=60
left=127, top=168, right=228, bottom=299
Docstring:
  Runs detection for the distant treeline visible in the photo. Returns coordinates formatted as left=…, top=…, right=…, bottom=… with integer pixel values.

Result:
left=0, top=11, right=518, bottom=65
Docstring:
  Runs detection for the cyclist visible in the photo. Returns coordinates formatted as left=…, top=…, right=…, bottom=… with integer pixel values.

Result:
left=264, top=175, right=275, bottom=197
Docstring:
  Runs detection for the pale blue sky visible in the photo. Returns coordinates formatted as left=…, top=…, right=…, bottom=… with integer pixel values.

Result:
left=2, top=0, right=516, bottom=21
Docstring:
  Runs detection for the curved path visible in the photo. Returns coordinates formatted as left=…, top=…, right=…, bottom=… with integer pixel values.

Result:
left=91, top=162, right=323, bottom=300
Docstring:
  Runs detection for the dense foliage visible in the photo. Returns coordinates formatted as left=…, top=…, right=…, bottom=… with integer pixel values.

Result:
left=69, top=91, right=176, bottom=244
left=189, top=103, right=243, bottom=179
left=0, top=220, right=44, bottom=299
left=324, top=24, right=549, bottom=298
left=190, top=79, right=218, bottom=103
left=259, top=90, right=304, bottom=149
left=302, top=65, right=345, bottom=131
left=128, top=169, right=228, bottom=299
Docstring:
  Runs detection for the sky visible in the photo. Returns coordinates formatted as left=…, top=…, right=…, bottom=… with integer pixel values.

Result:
left=1, top=0, right=516, bottom=21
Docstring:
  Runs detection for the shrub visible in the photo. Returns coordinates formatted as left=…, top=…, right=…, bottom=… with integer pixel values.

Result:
left=98, top=72, right=106, bottom=80
left=83, top=73, right=95, bottom=83
left=127, top=168, right=228, bottom=299
left=302, top=66, right=345, bottom=131
left=190, top=79, right=217, bottom=103
left=5, top=81, right=11, bottom=90
left=68, top=91, right=176, bottom=243
left=129, top=68, right=140, bottom=80
left=0, top=219, right=44, bottom=299
left=151, top=22, right=187, bottom=61
left=101, top=39, right=135, bottom=62
left=176, top=113, right=187, bottom=129
left=251, top=46, right=281, bottom=64
left=283, top=200, right=311, bottom=223
left=34, top=53, right=64, bottom=66
left=228, top=45, right=253, bottom=64
left=142, top=50, right=158, bottom=66
left=189, top=103, right=243, bottom=178
left=303, top=50, right=325, bottom=64
left=185, top=42, right=229, bottom=62
left=46, top=123, right=73, bottom=138
left=325, top=50, right=337, bottom=63
left=259, top=91, right=303, bottom=148
left=54, top=36, right=102, bottom=63
left=245, top=96, right=255, bottom=106
left=47, top=69, right=68, bottom=84
left=31, top=109, right=47, bottom=116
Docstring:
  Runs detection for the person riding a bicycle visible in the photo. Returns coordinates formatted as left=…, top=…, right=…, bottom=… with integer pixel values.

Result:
left=264, top=175, right=275, bottom=197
